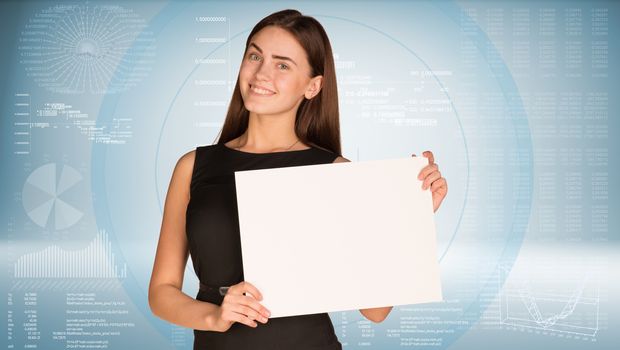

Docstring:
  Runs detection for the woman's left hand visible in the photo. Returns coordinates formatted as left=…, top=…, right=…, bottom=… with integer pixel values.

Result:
left=413, top=150, right=447, bottom=213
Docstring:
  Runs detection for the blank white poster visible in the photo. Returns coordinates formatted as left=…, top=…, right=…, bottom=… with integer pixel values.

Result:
left=234, top=156, right=443, bottom=318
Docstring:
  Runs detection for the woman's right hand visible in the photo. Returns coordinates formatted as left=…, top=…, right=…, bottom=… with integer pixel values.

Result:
left=211, top=281, right=271, bottom=332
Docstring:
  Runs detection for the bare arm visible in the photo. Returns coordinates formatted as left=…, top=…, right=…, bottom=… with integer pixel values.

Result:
left=333, top=155, right=393, bottom=323
left=148, top=150, right=219, bottom=331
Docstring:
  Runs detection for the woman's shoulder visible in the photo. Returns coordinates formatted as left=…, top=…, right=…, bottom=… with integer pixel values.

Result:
left=174, top=148, right=197, bottom=178
left=178, top=144, right=223, bottom=177
left=183, top=144, right=220, bottom=162
left=177, top=144, right=218, bottom=170
left=162, top=148, right=197, bottom=201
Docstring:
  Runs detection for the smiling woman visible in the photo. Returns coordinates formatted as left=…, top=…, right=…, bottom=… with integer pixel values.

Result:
left=148, top=8, right=447, bottom=350
left=217, top=9, right=342, bottom=155
left=238, top=26, right=324, bottom=118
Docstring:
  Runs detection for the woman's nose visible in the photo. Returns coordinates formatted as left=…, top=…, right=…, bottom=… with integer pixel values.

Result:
left=254, top=61, right=273, bottom=81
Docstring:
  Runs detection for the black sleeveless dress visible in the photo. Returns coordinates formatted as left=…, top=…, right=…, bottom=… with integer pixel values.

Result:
left=186, top=143, right=343, bottom=350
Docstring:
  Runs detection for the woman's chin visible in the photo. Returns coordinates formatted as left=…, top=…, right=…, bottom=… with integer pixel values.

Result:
left=244, top=104, right=281, bottom=115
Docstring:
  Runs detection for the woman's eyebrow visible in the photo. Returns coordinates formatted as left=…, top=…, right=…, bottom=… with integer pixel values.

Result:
left=249, top=42, right=298, bottom=66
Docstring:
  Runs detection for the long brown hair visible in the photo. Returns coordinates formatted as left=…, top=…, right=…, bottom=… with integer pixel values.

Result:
left=215, top=9, right=341, bottom=155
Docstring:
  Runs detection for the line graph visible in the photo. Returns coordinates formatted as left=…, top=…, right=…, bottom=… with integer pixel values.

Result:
left=13, top=229, right=127, bottom=279
left=498, top=264, right=599, bottom=337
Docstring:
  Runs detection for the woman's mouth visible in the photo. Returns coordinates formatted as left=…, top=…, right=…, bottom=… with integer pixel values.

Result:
left=250, top=84, right=276, bottom=96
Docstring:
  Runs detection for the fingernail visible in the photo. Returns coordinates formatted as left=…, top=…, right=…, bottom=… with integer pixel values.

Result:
left=266, top=310, right=271, bottom=317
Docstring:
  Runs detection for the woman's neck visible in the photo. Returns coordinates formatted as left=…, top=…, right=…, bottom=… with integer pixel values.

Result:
left=234, top=111, right=304, bottom=152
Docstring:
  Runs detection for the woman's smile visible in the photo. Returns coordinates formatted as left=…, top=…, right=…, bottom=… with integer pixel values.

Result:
left=249, top=84, right=277, bottom=96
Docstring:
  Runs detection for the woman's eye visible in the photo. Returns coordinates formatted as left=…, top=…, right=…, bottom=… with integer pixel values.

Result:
left=278, top=63, right=289, bottom=70
left=249, top=53, right=260, bottom=61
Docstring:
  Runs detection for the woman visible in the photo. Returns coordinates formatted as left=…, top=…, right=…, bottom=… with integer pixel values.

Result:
left=148, top=9, right=447, bottom=350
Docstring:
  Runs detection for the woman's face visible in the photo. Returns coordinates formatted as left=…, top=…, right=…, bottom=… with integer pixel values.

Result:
left=239, top=25, right=322, bottom=116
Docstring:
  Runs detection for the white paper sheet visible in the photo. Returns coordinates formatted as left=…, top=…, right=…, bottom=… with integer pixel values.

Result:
left=234, top=156, right=443, bottom=318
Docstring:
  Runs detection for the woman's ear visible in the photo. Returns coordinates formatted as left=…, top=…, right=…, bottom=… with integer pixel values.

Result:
left=305, top=75, right=323, bottom=99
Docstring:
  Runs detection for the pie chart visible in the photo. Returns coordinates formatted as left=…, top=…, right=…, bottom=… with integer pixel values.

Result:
left=22, top=163, right=84, bottom=230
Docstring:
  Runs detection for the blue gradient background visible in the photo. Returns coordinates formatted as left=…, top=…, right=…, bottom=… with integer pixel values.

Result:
left=1, top=0, right=618, bottom=349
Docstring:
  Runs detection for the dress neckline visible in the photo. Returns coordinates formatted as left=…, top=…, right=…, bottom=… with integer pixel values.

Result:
left=219, top=142, right=314, bottom=155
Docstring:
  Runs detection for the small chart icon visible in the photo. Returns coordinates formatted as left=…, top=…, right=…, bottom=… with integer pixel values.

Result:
left=22, top=163, right=84, bottom=230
